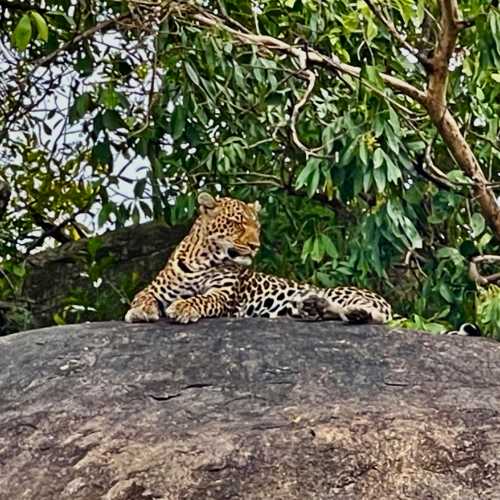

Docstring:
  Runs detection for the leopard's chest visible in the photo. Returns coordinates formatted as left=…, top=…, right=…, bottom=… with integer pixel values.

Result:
left=171, top=264, right=241, bottom=296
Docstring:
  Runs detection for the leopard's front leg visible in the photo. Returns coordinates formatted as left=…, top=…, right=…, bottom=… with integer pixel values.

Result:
left=125, top=288, right=162, bottom=323
left=125, top=267, right=182, bottom=323
left=166, top=288, right=234, bottom=324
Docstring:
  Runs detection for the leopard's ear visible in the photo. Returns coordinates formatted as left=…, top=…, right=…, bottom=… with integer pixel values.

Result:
left=197, top=192, right=217, bottom=213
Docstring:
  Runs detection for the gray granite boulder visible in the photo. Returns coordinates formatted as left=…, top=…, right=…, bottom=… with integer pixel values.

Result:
left=1, top=319, right=499, bottom=499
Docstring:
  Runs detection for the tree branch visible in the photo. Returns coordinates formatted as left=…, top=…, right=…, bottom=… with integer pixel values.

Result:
left=31, top=13, right=131, bottom=69
left=412, top=147, right=456, bottom=192
left=25, top=207, right=89, bottom=255
left=419, top=1, right=500, bottom=238
left=427, top=0, right=460, bottom=110
left=363, top=0, right=432, bottom=69
left=188, top=7, right=427, bottom=104
left=469, top=255, right=500, bottom=286
left=173, top=2, right=500, bottom=237
left=290, top=69, right=321, bottom=159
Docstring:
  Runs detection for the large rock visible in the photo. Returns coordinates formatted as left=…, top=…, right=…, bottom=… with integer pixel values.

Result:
left=1, top=319, right=499, bottom=499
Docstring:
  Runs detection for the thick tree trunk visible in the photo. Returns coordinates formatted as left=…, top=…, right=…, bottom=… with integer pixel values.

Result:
left=425, top=106, right=500, bottom=237
left=1, top=319, right=499, bottom=499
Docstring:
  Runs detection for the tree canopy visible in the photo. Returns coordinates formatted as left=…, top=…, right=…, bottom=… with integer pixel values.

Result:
left=1, top=0, right=500, bottom=336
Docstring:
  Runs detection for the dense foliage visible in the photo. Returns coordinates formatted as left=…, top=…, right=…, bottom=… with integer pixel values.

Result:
left=1, top=0, right=500, bottom=336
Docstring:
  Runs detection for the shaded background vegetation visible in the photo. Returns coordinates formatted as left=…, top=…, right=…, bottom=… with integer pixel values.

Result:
left=0, top=0, right=499, bottom=337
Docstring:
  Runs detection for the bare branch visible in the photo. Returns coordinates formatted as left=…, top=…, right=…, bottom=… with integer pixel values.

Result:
left=290, top=69, right=321, bottom=158
left=414, top=145, right=457, bottom=191
left=469, top=255, right=500, bottom=286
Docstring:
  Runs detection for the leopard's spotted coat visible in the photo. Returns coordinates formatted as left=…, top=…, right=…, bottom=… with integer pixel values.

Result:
left=125, top=193, right=391, bottom=324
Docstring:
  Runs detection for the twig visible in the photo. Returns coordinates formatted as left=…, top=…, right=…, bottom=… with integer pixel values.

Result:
left=363, top=0, right=432, bottom=69
left=24, top=205, right=91, bottom=255
left=422, top=141, right=458, bottom=190
left=129, top=46, right=158, bottom=137
left=469, top=255, right=500, bottom=286
left=469, top=130, right=500, bottom=154
left=30, top=13, right=132, bottom=69
left=290, top=69, right=320, bottom=158
left=0, top=268, right=16, bottom=291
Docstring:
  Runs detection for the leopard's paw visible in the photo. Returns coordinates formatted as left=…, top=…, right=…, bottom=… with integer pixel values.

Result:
left=296, top=295, right=337, bottom=321
left=124, top=295, right=160, bottom=323
left=341, top=307, right=372, bottom=324
left=166, top=299, right=201, bottom=324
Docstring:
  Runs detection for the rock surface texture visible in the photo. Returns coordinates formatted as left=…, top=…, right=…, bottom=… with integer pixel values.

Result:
left=1, top=319, right=499, bottom=500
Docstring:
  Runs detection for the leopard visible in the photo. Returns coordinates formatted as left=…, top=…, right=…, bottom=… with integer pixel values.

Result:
left=125, top=192, right=392, bottom=325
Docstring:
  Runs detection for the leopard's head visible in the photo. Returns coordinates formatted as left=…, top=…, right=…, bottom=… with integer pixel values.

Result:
left=197, top=192, right=261, bottom=266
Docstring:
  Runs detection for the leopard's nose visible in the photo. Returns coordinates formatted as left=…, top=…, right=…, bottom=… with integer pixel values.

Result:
left=248, top=241, right=259, bottom=252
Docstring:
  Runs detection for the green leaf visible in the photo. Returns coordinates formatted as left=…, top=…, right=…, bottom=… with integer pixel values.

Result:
left=30, top=11, right=48, bottom=42
left=53, top=312, right=66, bottom=326
left=373, top=166, right=386, bottom=192
left=301, top=237, right=313, bottom=262
left=98, top=203, right=114, bottom=227
left=11, top=263, right=25, bottom=277
left=99, top=87, right=120, bottom=109
left=295, top=158, right=319, bottom=190
left=92, top=140, right=112, bottom=166
left=362, top=65, right=384, bottom=90
left=388, top=107, right=401, bottom=136
left=75, top=52, right=94, bottom=75
left=103, top=110, right=126, bottom=130
left=87, top=238, right=103, bottom=259
left=12, top=13, right=32, bottom=51
left=134, top=178, right=147, bottom=198
left=373, top=148, right=384, bottom=169
left=363, top=170, right=372, bottom=192
left=471, top=213, right=485, bottom=237
left=413, top=0, right=425, bottom=27
left=359, top=140, right=368, bottom=166
left=311, top=236, right=324, bottom=262
left=77, top=93, right=91, bottom=114
left=384, top=153, right=401, bottom=184
left=366, top=19, right=378, bottom=41
left=307, top=167, right=320, bottom=198
left=185, top=63, right=200, bottom=86
left=171, top=105, right=186, bottom=140
left=339, top=137, right=360, bottom=166
left=400, top=215, right=422, bottom=249
left=320, top=234, right=338, bottom=259
left=439, top=282, right=453, bottom=303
